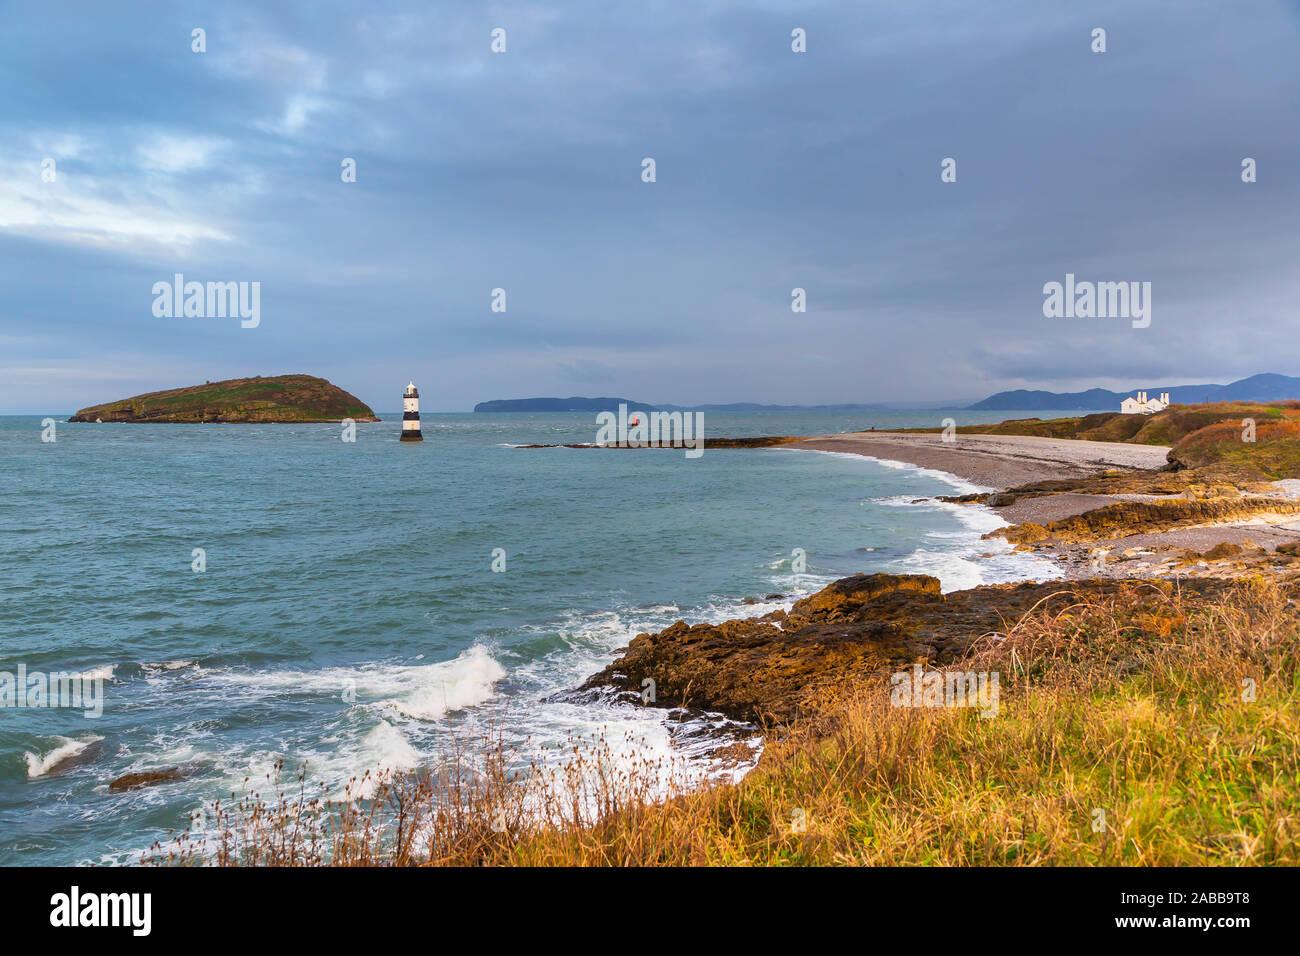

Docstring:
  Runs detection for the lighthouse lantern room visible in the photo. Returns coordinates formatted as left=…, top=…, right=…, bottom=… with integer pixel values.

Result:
left=400, top=381, right=423, bottom=441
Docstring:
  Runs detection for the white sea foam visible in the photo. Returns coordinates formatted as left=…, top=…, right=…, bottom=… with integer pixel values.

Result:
left=25, top=736, right=104, bottom=779
left=891, top=549, right=980, bottom=592
left=196, top=644, right=506, bottom=721
left=381, top=646, right=506, bottom=720
left=300, top=720, right=422, bottom=800
left=798, top=446, right=1060, bottom=590
left=793, top=447, right=992, bottom=496
left=503, top=713, right=759, bottom=829
left=195, top=719, right=422, bottom=808
left=110, top=646, right=509, bottom=808
left=74, top=664, right=116, bottom=682
left=891, top=516, right=1062, bottom=591
left=870, top=493, right=940, bottom=507
left=497, top=599, right=771, bottom=802
left=860, top=455, right=992, bottom=496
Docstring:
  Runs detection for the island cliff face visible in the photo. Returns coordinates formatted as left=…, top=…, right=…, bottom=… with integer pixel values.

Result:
left=68, top=375, right=379, bottom=424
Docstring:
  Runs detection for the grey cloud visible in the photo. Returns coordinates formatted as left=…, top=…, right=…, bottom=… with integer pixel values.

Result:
left=2, top=0, right=1298, bottom=412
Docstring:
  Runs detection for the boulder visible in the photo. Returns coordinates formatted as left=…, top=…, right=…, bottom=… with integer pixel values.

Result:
left=789, top=573, right=940, bottom=620
left=109, top=766, right=194, bottom=791
left=1202, top=542, right=1244, bottom=561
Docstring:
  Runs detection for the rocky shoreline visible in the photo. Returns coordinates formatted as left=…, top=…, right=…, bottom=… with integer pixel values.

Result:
left=575, top=429, right=1300, bottom=740
left=579, top=572, right=1240, bottom=730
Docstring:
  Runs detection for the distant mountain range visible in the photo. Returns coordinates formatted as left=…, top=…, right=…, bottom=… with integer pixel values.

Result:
left=473, top=373, right=1300, bottom=414
left=965, top=373, right=1300, bottom=410
left=472, top=397, right=903, bottom=413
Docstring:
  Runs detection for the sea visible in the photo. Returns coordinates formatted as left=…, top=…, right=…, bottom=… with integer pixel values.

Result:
left=0, top=409, right=1084, bottom=865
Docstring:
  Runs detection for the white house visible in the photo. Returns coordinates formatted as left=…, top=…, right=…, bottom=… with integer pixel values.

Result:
left=1120, top=390, right=1170, bottom=415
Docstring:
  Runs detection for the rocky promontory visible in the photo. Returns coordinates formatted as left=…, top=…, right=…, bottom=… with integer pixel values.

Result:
left=68, top=374, right=379, bottom=424
left=580, top=572, right=1228, bottom=726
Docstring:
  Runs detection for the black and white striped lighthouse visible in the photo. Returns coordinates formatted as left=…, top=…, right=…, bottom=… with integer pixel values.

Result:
left=400, top=380, right=423, bottom=441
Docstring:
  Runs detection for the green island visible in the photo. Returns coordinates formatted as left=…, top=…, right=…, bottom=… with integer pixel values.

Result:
left=67, top=374, right=379, bottom=424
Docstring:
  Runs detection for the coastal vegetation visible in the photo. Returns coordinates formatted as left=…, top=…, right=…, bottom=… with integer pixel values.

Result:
left=146, top=573, right=1300, bottom=866
left=915, top=400, right=1300, bottom=480
left=67, top=374, right=378, bottom=424
left=995, top=496, right=1300, bottom=546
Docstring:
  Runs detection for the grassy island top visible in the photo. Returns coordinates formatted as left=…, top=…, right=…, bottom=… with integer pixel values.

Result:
left=68, top=374, right=379, bottom=424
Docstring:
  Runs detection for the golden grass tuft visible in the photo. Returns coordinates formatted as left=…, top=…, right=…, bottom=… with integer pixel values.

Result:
left=146, top=579, right=1300, bottom=866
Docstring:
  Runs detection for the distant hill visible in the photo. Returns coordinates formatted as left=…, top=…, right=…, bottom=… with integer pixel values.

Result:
left=474, top=397, right=655, bottom=413
left=68, top=375, right=379, bottom=423
left=966, top=373, right=1300, bottom=410
left=473, top=397, right=897, bottom=412
left=475, top=374, right=1300, bottom=414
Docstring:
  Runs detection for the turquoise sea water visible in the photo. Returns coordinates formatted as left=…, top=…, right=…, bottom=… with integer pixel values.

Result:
left=0, top=410, right=1078, bottom=865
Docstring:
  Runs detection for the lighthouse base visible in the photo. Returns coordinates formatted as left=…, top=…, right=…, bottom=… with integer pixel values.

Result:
left=400, top=431, right=423, bottom=441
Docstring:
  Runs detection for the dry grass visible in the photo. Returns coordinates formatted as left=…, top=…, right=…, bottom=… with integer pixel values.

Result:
left=994, top=496, right=1300, bottom=545
left=896, top=400, right=1300, bottom=479
left=146, top=578, right=1300, bottom=866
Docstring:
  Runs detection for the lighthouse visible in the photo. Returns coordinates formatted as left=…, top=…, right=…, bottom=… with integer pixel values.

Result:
left=400, top=381, right=423, bottom=441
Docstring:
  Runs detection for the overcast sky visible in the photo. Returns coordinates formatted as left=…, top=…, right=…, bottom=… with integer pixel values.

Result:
left=3, top=0, right=1299, bottom=413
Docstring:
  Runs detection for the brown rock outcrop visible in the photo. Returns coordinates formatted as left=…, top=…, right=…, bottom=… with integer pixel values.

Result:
left=787, top=573, right=940, bottom=619
left=108, top=766, right=194, bottom=791
left=991, top=497, right=1300, bottom=546
left=580, top=573, right=1227, bottom=726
